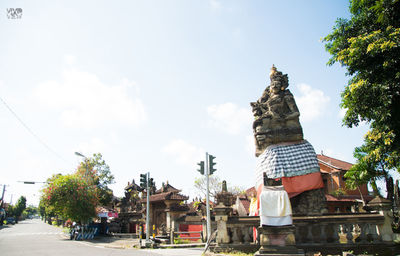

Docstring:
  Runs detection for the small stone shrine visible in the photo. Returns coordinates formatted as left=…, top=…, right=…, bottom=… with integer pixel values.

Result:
left=251, top=65, right=327, bottom=215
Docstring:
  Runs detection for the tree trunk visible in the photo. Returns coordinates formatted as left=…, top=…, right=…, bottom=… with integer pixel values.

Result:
left=370, top=179, right=381, bottom=197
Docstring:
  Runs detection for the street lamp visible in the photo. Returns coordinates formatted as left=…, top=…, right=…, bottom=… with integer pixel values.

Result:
left=75, top=152, right=89, bottom=178
left=75, top=152, right=86, bottom=158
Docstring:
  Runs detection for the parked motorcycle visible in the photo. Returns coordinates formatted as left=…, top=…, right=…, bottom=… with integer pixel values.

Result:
left=69, top=224, right=81, bottom=240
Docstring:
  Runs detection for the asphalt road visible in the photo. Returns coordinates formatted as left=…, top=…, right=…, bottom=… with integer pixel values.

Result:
left=0, top=219, right=204, bottom=256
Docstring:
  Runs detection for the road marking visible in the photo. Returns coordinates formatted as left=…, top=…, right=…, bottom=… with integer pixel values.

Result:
left=0, top=232, right=63, bottom=236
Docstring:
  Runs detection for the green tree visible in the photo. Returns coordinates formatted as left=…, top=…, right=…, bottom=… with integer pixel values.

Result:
left=76, top=153, right=114, bottom=206
left=324, top=0, right=400, bottom=187
left=41, top=173, right=99, bottom=223
left=22, top=205, right=38, bottom=219
left=8, top=196, right=27, bottom=223
left=344, top=142, right=383, bottom=196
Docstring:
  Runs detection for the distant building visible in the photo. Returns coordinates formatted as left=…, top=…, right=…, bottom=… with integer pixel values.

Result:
left=317, top=154, right=373, bottom=213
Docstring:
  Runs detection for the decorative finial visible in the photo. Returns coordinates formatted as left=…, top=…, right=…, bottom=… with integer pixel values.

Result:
left=269, top=64, right=277, bottom=78
left=222, top=180, right=227, bottom=192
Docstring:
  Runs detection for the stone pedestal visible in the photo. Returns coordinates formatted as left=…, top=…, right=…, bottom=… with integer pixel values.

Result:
left=255, top=225, right=304, bottom=256
left=214, top=203, right=232, bottom=244
left=367, top=196, right=394, bottom=242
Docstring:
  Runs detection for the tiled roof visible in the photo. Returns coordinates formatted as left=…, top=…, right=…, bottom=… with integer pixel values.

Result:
left=317, top=154, right=353, bottom=171
left=239, top=197, right=251, bottom=215
left=124, top=181, right=142, bottom=191
left=245, top=187, right=256, bottom=197
left=169, top=204, right=190, bottom=212
left=140, top=191, right=189, bottom=203
left=155, top=183, right=180, bottom=193
left=187, top=201, right=199, bottom=214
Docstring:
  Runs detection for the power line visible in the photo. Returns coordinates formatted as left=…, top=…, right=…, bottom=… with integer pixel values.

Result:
left=0, top=95, right=68, bottom=164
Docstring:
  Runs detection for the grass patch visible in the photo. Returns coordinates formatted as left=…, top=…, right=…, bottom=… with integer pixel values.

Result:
left=174, top=238, right=201, bottom=244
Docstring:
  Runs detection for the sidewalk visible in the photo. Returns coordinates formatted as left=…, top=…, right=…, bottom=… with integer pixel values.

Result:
left=62, top=232, right=231, bottom=255
left=67, top=235, right=140, bottom=249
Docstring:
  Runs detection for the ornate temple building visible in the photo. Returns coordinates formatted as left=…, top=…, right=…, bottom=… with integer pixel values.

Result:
left=139, top=182, right=189, bottom=234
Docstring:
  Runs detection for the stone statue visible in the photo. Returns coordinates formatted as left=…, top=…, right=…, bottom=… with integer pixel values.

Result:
left=251, top=65, right=303, bottom=157
left=252, top=65, right=327, bottom=216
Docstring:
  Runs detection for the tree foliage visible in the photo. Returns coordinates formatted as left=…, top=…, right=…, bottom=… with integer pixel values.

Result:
left=324, top=0, right=400, bottom=187
left=194, top=175, right=222, bottom=200
left=22, top=205, right=38, bottom=218
left=344, top=142, right=384, bottom=196
left=41, top=173, right=99, bottom=223
left=39, top=153, right=114, bottom=222
left=194, top=175, right=245, bottom=200
left=76, top=153, right=114, bottom=206
left=7, top=196, right=26, bottom=222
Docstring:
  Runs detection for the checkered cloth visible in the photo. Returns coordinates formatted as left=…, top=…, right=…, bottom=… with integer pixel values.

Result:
left=255, top=140, right=320, bottom=189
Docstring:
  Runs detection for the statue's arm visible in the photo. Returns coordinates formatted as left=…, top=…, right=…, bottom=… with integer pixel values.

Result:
left=258, top=86, right=270, bottom=103
left=284, top=92, right=300, bottom=119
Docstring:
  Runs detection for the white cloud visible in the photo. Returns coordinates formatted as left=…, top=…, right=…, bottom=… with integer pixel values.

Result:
left=295, top=83, right=330, bottom=122
left=209, top=0, right=222, bottom=10
left=75, top=137, right=107, bottom=156
left=207, top=102, right=252, bottom=135
left=64, top=55, right=76, bottom=65
left=163, top=139, right=204, bottom=167
left=34, top=68, right=147, bottom=129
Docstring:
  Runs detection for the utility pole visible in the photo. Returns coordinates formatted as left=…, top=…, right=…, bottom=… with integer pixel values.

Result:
left=140, top=172, right=151, bottom=247
left=1, top=185, right=6, bottom=207
left=205, top=152, right=211, bottom=242
left=197, top=153, right=216, bottom=243
left=146, top=172, right=150, bottom=246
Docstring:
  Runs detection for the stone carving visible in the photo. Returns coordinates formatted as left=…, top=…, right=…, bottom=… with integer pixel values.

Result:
left=252, top=65, right=326, bottom=216
left=215, top=180, right=235, bottom=208
left=251, top=65, right=303, bottom=157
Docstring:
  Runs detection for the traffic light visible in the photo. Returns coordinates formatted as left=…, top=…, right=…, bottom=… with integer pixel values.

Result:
left=197, top=161, right=205, bottom=175
left=149, top=178, right=155, bottom=188
left=140, top=173, right=147, bottom=188
left=209, top=154, right=216, bottom=175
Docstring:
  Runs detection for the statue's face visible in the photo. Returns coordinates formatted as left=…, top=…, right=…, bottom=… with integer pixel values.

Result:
left=270, top=80, right=281, bottom=94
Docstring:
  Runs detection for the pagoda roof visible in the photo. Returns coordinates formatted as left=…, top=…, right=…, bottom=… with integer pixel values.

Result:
left=155, top=183, right=180, bottom=193
left=124, top=180, right=142, bottom=191
left=140, top=191, right=189, bottom=203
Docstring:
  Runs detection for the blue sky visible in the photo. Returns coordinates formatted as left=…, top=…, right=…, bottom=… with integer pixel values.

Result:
left=0, top=0, right=371, bottom=206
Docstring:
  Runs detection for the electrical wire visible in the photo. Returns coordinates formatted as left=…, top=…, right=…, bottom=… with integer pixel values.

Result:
left=0, top=95, right=69, bottom=164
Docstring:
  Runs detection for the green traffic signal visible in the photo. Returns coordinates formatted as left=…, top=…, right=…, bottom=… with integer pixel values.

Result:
left=209, top=154, right=216, bottom=175
left=149, top=178, right=155, bottom=187
left=197, top=161, right=205, bottom=175
left=140, top=173, right=147, bottom=188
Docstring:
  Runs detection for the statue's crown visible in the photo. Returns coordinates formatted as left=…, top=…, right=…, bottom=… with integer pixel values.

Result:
left=269, top=65, right=277, bottom=78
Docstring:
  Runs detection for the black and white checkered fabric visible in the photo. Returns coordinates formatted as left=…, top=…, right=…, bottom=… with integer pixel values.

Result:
left=255, top=141, right=320, bottom=189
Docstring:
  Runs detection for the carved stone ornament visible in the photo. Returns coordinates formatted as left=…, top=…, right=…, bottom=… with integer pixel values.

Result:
left=251, top=65, right=303, bottom=156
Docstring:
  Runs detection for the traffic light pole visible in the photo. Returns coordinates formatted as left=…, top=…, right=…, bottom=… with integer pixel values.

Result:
left=146, top=172, right=150, bottom=245
left=205, top=152, right=211, bottom=242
